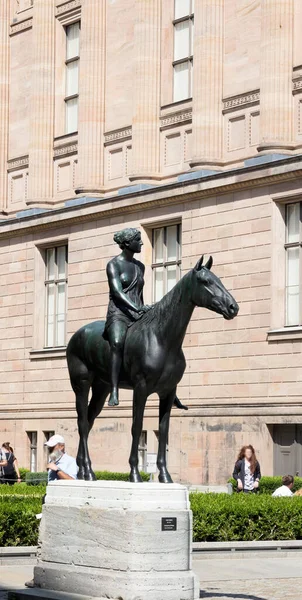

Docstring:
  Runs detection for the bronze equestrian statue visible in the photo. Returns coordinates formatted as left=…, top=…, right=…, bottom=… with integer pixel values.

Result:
left=67, top=228, right=239, bottom=483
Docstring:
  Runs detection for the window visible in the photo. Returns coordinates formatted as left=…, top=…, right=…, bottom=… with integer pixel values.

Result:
left=138, top=431, right=147, bottom=472
left=173, top=0, right=194, bottom=102
left=44, top=431, right=55, bottom=468
left=152, top=224, right=181, bottom=302
left=27, top=432, right=37, bottom=473
left=65, top=22, right=80, bottom=134
left=45, top=245, right=68, bottom=347
left=285, top=203, right=301, bottom=326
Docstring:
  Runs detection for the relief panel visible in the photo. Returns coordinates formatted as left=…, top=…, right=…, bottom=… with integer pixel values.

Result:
left=165, top=133, right=181, bottom=167
left=228, top=115, right=246, bottom=151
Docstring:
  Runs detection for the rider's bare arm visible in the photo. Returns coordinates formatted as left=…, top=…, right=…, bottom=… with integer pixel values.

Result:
left=106, top=261, right=144, bottom=313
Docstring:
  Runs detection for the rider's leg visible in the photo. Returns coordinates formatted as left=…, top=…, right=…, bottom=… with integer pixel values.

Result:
left=107, top=321, right=128, bottom=406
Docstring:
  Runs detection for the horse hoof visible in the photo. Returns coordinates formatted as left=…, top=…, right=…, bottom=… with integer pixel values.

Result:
left=84, top=470, right=96, bottom=482
left=129, top=470, right=143, bottom=483
left=108, top=393, right=119, bottom=407
left=158, top=471, right=173, bottom=484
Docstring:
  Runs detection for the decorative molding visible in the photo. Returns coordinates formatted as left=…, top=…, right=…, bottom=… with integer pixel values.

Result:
left=54, top=143, right=78, bottom=158
left=56, top=0, right=81, bottom=14
left=293, top=77, right=302, bottom=93
left=222, top=90, right=260, bottom=113
left=7, top=156, right=29, bottom=172
left=104, top=127, right=132, bottom=145
left=160, top=109, right=192, bottom=130
left=10, top=18, right=32, bottom=36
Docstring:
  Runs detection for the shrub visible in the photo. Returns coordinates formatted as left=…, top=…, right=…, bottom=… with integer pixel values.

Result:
left=229, top=476, right=302, bottom=495
left=0, top=496, right=41, bottom=546
left=19, top=468, right=30, bottom=482
left=190, top=492, right=302, bottom=542
left=94, top=470, right=149, bottom=482
left=25, top=472, right=48, bottom=486
left=0, top=483, right=46, bottom=497
left=24, top=470, right=150, bottom=485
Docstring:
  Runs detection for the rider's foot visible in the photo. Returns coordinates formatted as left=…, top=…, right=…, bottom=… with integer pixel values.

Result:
left=108, top=391, right=119, bottom=406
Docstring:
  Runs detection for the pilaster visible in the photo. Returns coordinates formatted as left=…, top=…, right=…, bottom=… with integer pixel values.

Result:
left=258, top=0, right=295, bottom=153
left=190, top=0, right=224, bottom=169
left=130, top=0, right=161, bottom=182
left=75, top=0, right=106, bottom=195
left=0, top=1, right=9, bottom=212
left=28, top=0, right=55, bottom=205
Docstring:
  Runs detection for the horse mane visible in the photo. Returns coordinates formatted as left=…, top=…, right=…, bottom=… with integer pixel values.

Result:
left=133, top=270, right=192, bottom=330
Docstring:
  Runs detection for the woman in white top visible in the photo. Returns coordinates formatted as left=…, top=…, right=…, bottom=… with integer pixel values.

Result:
left=233, top=445, right=261, bottom=493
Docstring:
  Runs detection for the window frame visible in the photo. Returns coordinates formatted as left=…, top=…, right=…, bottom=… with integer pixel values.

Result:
left=27, top=432, right=38, bottom=473
left=284, top=202, right=302, bottom=327
left=151, top=223, right=182, bottom=303
left=44, top=244, right=68, bottom=349
left=172, top=1, right=194, bottom=102
left=64, top=21, right=80, bottom=134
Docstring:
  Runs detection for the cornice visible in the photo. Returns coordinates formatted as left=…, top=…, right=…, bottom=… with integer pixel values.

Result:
left=54, top=143, right=78, bottom=158
left=1, top=158, right=302, bottom=239
left=160, top=109, right=192, bottom=130
left=56, top=0, right=81, bottom=14
left=293, top=76, right=302, bottom=93
left=10, top=17, right=32, bottom=36
left=7, top=155, right=29, bottom=172
left=104, top=127, right=132, bottom=145
left=222, top=90, right=260, bottom=113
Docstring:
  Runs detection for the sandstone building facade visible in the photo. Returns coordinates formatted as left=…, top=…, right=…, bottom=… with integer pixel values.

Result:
left=1, top=0, right=302, bottom=483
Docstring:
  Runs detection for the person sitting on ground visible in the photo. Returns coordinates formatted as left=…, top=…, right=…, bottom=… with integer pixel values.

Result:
left=272, top=474, right=294, bottom=497
left=45, top=434, right=78, bottom=481
left=233, top=444, right=261, bottom=493
left=1, top=442, right=21, bottom=485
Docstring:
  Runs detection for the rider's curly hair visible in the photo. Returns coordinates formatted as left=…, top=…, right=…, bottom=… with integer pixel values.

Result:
left=113, top=228, right=140, bottom=249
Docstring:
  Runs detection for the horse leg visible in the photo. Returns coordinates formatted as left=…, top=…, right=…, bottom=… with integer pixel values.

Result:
left=129, top=382, right=148, bottom=483
left=69, top=355, right=94, bottom=481
left=88, top=379, right=110, bottom=433
left=157, top=389, right=176, bottom=483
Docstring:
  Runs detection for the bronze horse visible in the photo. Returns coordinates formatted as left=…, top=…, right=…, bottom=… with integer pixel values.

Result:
left=67, top=256, right=239, bottom=483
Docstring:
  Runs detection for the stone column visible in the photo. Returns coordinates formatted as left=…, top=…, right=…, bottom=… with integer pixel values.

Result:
left=258, top=0, right=295, bottom=152
left=75, top=0, right=106, bottom=195
left=28, top=0, right=55, bottom=204
left=190, top=0, right=224, bottom=170
left=130, top=0, right=161, bottom=182
left=0, top=1, right=9, bottom=212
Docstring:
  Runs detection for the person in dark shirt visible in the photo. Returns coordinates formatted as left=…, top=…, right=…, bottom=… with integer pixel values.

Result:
left=1, top=442, right=21, bottom=485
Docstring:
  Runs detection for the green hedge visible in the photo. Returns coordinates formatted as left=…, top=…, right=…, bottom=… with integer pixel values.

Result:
left=229, top=476, right=302, bottom=495
left=24, top=470, right=150, bottom=485
left=2, top=489, right=302, bottom=546
left=190, top=492, right=302, bottom=542
left=0, top=497, right=41, bottom=546
left=94, top=470, right=149, bottom=482
left=0, top=483, right=45, bottom=497
left=25, top=472, right=48, bottom=486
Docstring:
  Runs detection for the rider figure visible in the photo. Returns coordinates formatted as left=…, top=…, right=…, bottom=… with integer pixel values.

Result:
left=103, top=228, right=151, bottom=407
left=103, top=227, right=188, bottom=411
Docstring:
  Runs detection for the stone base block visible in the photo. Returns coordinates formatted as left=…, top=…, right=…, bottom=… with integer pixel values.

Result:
left=34, top=480, right=199, bottom=600
left=35, top=562, right=199, bottom=600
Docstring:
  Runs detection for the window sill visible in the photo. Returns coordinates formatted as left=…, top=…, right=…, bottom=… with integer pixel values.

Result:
left=267, top=327, right=302, bottom=342
left=29, top=347, right=66, bottom=360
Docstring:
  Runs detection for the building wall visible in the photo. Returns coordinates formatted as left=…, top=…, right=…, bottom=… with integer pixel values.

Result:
left=1, top=0, right=302, bottom=484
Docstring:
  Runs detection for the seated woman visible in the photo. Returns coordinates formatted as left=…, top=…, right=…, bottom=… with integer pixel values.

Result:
left=103, top=227, right=188, bottom=410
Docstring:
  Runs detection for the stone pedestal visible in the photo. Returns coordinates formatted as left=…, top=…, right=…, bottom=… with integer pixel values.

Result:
left=34, top=481, right=199, bottom=600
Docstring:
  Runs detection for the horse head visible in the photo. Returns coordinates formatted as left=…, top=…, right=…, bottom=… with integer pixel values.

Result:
left=192, top=255, right=239, bottom=320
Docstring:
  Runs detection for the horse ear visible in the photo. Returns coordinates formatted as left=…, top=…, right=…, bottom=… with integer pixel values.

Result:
left=194, top=255, right=204, bottom=271
left=205, top=256, right=213, bottom=270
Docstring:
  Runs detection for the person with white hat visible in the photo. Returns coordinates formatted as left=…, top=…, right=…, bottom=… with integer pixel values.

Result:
left=45, top=434, right=78, bottom=482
